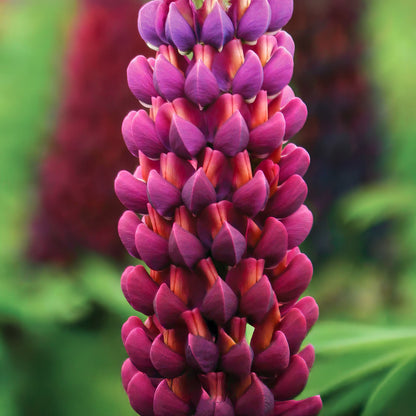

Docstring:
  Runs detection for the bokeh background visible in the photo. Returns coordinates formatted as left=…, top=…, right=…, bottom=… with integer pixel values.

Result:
left=0, top=0, right=415, bottom=415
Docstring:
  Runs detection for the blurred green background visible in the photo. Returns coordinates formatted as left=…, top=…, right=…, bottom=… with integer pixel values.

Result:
left=0, top=0, right=415, bottom=415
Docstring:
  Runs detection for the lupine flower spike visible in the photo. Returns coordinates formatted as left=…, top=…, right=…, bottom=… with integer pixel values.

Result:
left=117, top=0, right=322, bottom=414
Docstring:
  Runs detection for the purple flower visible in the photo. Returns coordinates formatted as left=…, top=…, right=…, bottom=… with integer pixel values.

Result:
left=117, top=1, right=321, bottom=414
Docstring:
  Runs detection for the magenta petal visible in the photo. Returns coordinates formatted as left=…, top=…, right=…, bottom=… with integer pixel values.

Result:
left=169, top=223, right=206, bottom=268
left=213, top=111, right=249, bottom=157
left=266, top=174, right=308, bottom=218
left=240, top=275, right=275, bottom=323
left=170, top=114, right=206, bottom=159
left=281, top=97, right=308, bottom=140
left=248, top=111, right=285, bottom=155
left=271, top=355, right=309, bottom=400
left=132, top=110, right=166, bottom=159
left=186, top=334, right=219, bottom=373
left=165, top=2, right=196, bottom=52
left=153, top=55, right=185, bottom=101
left=201, top=3, right=235, bottom=50
left=279, top=144, right=310, bottom=183
left=232, top=51, right=263, bottom=100
left=211, top=221, right=247, bottom=266
left=299, top=345, right=315, bottom=370
left=118, top=211, right=140, bottom=258
left=254, top=218, right=288, bottom=268
left=122, top=111, right=138, bottom=157
left=182, top=168, right=217, bottom=213
left=273, top=396, right=323, bottom=416
left=154, top=379, right=191, bottom=416
left=138, top=0, right=164, bottom=49
left=147, top=170, right=182, bottom=217
left=127, top=56, right=157, bottom=105
left=135, top=224, right=170, bottom=270
left=161, top=152, right=195, bottom=189
left=237, top=0, right=271, bottom=42
left=124, top=265, right=159, bottom=315
left=275, top=30, right=295, bottom=56
left=185, top=60, right=220, bottom=107
left=268, top=0, right=293, bottom=32
left=121, top=266, right=134, bottom=305
left=150, top=334, right=186, bottom=378
left=121, top=359, right=138, bottom=392
left=115, top=170, right=148, bottom=214
left=235, top=374, right=274, bottom=416
left=233, top=171, right=270, bottom=217
left=281, top=205, right=313, bottom=249
left=124, top=327, right=157, bottom=376
left=253, top=330, right=290, bottom=375
left=121, top=316, right=144, bottom=344
left=195, top=395, right=235, bottom=416
left=200, top=278, right=238, bottom=325
left=127, top=372, right=156, bottom=416
left=272, top=253, right=313, bottom=303
left=221, top=340, right=253, bottom=378
left=279, top=308, right=307, bottom=354
left=295, top=297, right=319, bottom=332
left=154, top=283, right=187, bottom=328
left=263, top=47, right=293, bottom=96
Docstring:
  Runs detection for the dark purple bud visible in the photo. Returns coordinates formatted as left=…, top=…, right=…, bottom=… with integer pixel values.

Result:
left=213, top=110, right=249, bottom=157
left=135, top=223, right=170, bottom=270
left=127, top=372, right=156, bottom=416
left=132, top=110, right=166, bottom=159
left=266, top=174, right=308, bottom=218
left=254, top=217, right=288, bottom=268
left=147, top=170, right=182, bottom=217
left=279, top=308, right=307, bottom=354
left=138, top=0, right=164, bottom=49
left=275, top=30, right=295, bottom=56
left=121, top=316, right=144, bottom=344
left=271, top=253, right=313, bottom=303
left=150, top=334, right=186, bottom=378
left=235, top=374, right=274, bottom=416
left=273, top=396, right=323, bottom=416
left=170, top=114, right=206, bottom=159
left=115, top=170, right=148, bottom=214
left=295, top=297, right=319, bottom=332
left=121, top=359, right=138, bottom=392
left=169, top=223, right=206, bottom=268
left=127, top=56, right=157, bottom=106
left=154, top=283, right=188, bottom=328
left=248, top=111, right=286, bottom=156
left=186, top=333, right=219, bottom=373
left=201, top=3, right=235, bottom=50
left=121, top=266, right=134, bottom=306
left=278, top=144, right=310, bottom=183
left=165, top=2, right=196, bottom=52
left=153, top=379, right=191, bottom=416
left=118, top=211, right=140, bottom=258
left=299, top=345, right=315, bottom=370
left=281, top=97, right=308, bottom=140
left=280, top=205, right=313, bottom=249
left=232, top=51, right=264, bottom=100
left=268, top=0, right=293, bottom=33
left=195, top=394, right=235, bottom=416
left=233, top=171, right=270, bottom=217
left=221, top=339, right=254, bottom=378
left=124, top=327, right=157, bottom=376
left=211, top=221, right=247, bottom=266
left=237, top=0, right=271, bottom=42
left=271, top=355, right=309, bottom=400
left=122, top=111, right=138, bottom=157
left=201, top=278, right=238, bottom=325
left=154, top=55, right=185, bottom=101
left=263, top=47, right=293, bottom=96
left=182, top=168, right=217, bottom=213
left=185, top=60, right=220, bottom=107
left=252, top=330, right=290, bottom=375
left=123, top=265, right=159, bottom=315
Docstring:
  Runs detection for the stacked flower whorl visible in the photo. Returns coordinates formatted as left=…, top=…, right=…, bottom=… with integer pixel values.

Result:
left=117, top=0, right=322, bottom=415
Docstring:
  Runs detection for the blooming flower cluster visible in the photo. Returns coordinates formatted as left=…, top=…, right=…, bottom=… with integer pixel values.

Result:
left=117, top=0, right=322, bottom=414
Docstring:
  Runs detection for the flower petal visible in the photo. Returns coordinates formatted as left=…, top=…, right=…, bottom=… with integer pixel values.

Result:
left=263, top=46, right=293, bottom=96
left=268, top=0, right=293, bottom=32
left=279, top=144, right=310, bottom=183
left=115, top=170, right=148, bottom=214
left=221, top=340, right=254, bottom=378
left=186, top=334, right=219, bottom=373
left=165, top=2, right=196, bottom=52
left=127, top=56, right=157, bottom=105
left=127, top=372, right=156, bottom=416
left=237, top=0, right=271, bottom=42
left=118, top=211, right=140, bottom=258
left=232, top=51, right=264, bottom=100
left=281, top=97, right=308, bottom=140
left=154, top=379, right=191, bottom=416
left=273, top=396, right=323, bottom=416
left=153, top=55, right=185, bottom=101
left=279, top=308, right=307, bottom=354
left=154, top=283, right=188, bottom=328
left=182, top=168, right=217, bottom=213
left=138, top=0, right=164, bottom=49
left=280, top=205, right=313, bottom=249
left=150, top=334, right=186, bottom=378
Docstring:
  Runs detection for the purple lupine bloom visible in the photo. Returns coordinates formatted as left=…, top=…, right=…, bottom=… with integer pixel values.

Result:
left=116, top=1, right=322, bottom=414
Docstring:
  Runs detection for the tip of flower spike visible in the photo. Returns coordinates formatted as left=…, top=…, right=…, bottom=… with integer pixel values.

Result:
left=138, top=1, right=164, bottom=50
left=268, top=0, right=294, bottom=33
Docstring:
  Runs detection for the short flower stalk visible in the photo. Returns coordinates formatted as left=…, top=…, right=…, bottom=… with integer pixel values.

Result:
left=116, top=0, right=322, bottom=414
